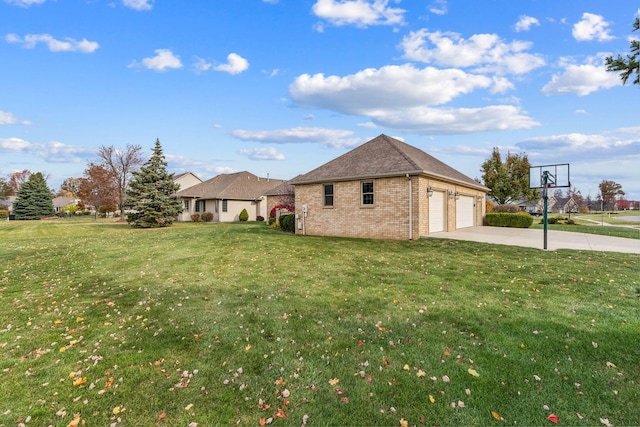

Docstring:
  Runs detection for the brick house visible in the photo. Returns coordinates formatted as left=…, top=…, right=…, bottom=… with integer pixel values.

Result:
left=289, top=134, right=488, bottom=240
left=176, top=171, right=284, bottom=222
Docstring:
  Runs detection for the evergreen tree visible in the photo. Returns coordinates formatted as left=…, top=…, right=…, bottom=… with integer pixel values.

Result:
left=13, top=172, right=55, bottom=220
left=605, top=18, right=640, bottom=86
left=125, top=139, right=182, bottom=228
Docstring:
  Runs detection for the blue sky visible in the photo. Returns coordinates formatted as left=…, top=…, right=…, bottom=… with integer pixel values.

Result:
left=1, top=0, right=638, bottom=200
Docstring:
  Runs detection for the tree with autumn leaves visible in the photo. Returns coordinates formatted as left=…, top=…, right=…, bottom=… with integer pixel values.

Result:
left=480, top=147, right=538, bottom=205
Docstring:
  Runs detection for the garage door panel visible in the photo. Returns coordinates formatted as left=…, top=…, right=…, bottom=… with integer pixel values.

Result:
left=429, top=191, right=445, bottom=233
left=456, top=195, right=474, bottom=229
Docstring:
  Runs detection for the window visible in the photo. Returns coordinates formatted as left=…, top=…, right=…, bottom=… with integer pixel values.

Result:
left=195, top=200, right=205, bottom=212
left=222, top=200, right=228, bottom=212
left=183, top=200, right=190, bottom=211
left=323, top=184, right=334, bottom=206
left=362, top=181, right=374, bottom=205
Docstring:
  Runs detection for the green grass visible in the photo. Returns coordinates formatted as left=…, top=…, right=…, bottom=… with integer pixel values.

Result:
left=531, top=222, right=640, bottom=239
left=1, top=220, right=638, bottom=426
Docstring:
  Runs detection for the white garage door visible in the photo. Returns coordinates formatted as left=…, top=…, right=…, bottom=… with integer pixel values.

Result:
left=428, top=190, right=445, bottom=233
left=456, top=195, right=475, bottom=229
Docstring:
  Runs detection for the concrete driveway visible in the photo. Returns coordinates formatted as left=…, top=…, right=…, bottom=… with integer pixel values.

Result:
left=427, top=226, right=640, bottom=254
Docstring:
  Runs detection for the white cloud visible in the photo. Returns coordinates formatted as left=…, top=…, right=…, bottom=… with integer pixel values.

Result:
left=428, top=0, right=447, bottom=16
left=231, top=127, right=355, bottom=143
left=238, top=147, right=285, bottom=161
left=365, top=105, right=539, bottom=134
left=572, top=13, right=614, bottom=42
left=3, top=0, right=45, bottom=7
left=130, top=49, right=183, bottom=71
left=122, top=0, right=152, bottom=11
left=290, top=64, right=496, bottom=112
left=289, top=64, right=538, bottom=134
left=515, top=15, right=540, bottom=32
left=312, top=0, right=405, bottom=28
left=541, top=56, right=621, bottom=96
left=0, top=111, right=31, bottom=125
left=0, top=138, right=96, bottom=162
left=213, top=53, right=249, bottom=75
left=193, top=57, right=212, bottom=73
left=5, top=33, right=99, bottom=53
left=399, top=29, right=545, bottom=75
left=517, top=129, right=640, bottom=161
left=262, top=0, right=279, bottom=3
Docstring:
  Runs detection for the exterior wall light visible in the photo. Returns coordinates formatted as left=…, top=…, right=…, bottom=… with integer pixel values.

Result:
left=448, top=191, right=455, bottom=198
left=455, top=192, right=460, bottom=200
left=427, top=187, right=434, bottom=197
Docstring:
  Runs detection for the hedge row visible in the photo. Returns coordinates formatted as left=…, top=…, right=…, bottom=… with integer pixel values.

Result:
left=485, top=212, right=533, bottom=228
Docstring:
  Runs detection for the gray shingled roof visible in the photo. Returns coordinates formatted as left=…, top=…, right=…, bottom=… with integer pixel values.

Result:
left=176, top=171, right=284, bottom=200
left=290, top=134, right=488, bottom=191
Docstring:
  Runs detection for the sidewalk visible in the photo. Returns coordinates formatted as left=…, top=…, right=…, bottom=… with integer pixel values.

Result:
left=427, top=226, right=640, bottom=254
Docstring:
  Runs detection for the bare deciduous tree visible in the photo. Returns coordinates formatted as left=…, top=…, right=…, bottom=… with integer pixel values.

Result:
left=96, top=144, right=143, bottom=218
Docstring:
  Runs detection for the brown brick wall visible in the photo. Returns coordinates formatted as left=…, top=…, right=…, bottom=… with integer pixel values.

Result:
left=294, top=175, right=486, bottom=240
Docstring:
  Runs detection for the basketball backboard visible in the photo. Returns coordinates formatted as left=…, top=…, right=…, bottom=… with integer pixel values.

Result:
left=529, top=163, right=570, bottom=189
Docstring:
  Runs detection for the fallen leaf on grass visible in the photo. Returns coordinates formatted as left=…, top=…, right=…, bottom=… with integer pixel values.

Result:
left=245, top=344, right=252, bottom=351
left=429, top=395, right=435, bottom=404
left=416, top=369, right=426, bottom=378
left=468, top=368, right=480, bottom=377
left=113, top=406, right=121, bottom=415
left=72, top=377, right=87, bottom=386
left=328, top=378, right=340, bottom=386
left=600, top=418, right=613, bottom=427
left=399, top=418, right=409, bottom=427
left=67, top=413, right=81, bottom=427
left=491, top=411, right=504, bottom=421
left=606, top=362, right=616, bottom=368
left=158, top=412, right=166, bottom=420
left=548, top=414, right=559, bottom=423
left=184, top=403, right=194, bottom=411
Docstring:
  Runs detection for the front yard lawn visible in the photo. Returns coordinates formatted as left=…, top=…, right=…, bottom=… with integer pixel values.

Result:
left=0, top=221, right=638, bottom=426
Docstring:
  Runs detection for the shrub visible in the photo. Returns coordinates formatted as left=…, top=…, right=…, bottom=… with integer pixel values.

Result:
left=268, top=216, right=276, bottom=226
left=239, top=209, right=249, bottom=222
left=279, top=213, right=295, bottom=233
left=0, top=209, right=8, bottom=219
left=190, top=213, right=201, bottom=222
left=548, top=217, right=558, bottom=224
left=492, top=204, right=522, bottom=213
left=566, top=219, right=575, bottom=225
left=256, top=215, right=265, bottom=222
left=270, top=204, right=294, bottom=218
left=485, top=212, right=533, bottom=228
left=485, top=200, right=495, bottom=213
left=201, top=212, right=213, bottom=222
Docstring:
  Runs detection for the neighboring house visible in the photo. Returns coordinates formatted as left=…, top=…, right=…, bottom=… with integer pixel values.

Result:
left=176, top=171, right=284, bottom=222
left=0, top=196, right=15, bottom=213
left=263, top=179, right=295, bottom=219
left=52, top=196, right=79, bottom=213
left=289, top=134, right=488, bottom=241
left=533, top=195, right=579, bottom=214
left=551, top=196, right=579, bottom=214
left=173, top=172, right=202, bottom=192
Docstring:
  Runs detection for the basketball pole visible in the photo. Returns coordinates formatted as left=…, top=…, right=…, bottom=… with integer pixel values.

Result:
left=542, top=171, right=549, bottom=250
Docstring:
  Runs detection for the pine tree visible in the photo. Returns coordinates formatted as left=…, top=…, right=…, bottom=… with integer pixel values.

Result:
left=125, top=139, right=182, bottom=228
left=13, top=172, right=55, bottom=220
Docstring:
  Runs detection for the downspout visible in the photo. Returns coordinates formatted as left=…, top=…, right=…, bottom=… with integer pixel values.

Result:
left=406, top=174, right=412, bottom=240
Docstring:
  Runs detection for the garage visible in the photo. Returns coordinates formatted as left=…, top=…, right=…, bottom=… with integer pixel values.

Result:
left=428, top=190, right=446, bottom=233
left=456, top=195, right=475, bottom=229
